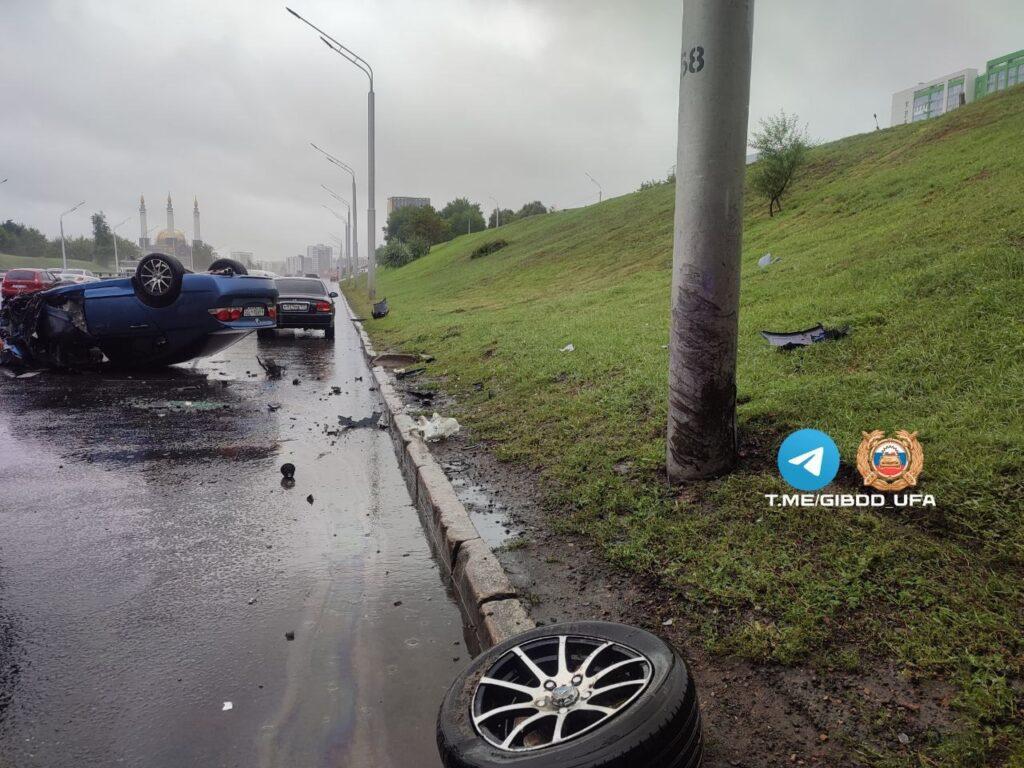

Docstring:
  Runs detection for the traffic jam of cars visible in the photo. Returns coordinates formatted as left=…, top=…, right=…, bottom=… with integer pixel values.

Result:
left=0, top=254, right=337, bottom=371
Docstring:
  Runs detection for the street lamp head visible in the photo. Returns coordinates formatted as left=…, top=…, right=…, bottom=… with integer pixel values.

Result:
left=285, top=6, right=300, bottom=19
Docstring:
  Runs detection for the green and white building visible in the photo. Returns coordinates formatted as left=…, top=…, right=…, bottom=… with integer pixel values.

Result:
left=890, top=48, right=1024, bottom=126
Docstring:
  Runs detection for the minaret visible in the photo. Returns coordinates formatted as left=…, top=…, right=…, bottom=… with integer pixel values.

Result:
left=139, top=195, right=149, bottom=248
left=193, top=197, right=201, bottom=245
left=166, top=193, right=175, bottom=233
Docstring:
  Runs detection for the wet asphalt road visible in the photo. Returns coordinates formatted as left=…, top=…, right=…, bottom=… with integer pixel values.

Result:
left=0, top=299, right=465, bottom=767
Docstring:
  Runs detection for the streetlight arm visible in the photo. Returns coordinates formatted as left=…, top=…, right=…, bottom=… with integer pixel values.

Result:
left=321, top=184, right=350, bottom=209
left=285, top=6, right=373, bottom=85
left=310, top=143, right=355, bottom=176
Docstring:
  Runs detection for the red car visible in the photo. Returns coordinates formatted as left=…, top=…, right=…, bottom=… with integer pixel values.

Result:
left=1, top=268, right=61, bottom=300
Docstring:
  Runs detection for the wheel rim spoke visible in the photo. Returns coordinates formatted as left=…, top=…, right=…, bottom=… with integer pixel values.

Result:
left=472, top=634, right=653, bottom=752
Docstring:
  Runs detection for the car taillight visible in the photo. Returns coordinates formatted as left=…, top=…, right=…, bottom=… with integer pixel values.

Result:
left=267, top=306, right=277, bottom=319
left=316, top=300, right=332, bottom=313
left=208, top=307, right=243, bottom=321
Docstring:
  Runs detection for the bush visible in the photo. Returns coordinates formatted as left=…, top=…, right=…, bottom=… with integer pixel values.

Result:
left=471, top=239, right=508, bottom=259
left=377, top=237, right=431, bottom=269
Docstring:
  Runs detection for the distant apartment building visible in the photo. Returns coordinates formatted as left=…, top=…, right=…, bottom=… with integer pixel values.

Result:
left=891, top=47, right=1024, bottom=126
left=386, top=196, right=430, bottom=215
left=285, top=254, right=303, bottom=275
left=230, top=250, right=254, bottom=265
left=891, top=68, right=976, bottom=126
left=305, top=243, right=333, bottom=276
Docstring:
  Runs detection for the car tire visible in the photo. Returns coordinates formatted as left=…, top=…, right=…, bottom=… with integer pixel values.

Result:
left=208, top=258, right=248, bottom=276
left=133, top=253, right=185, bottom=308
left=325, top=325, right=335, bottom=341
left=437, top=621, right=702, bottom=768
left=256, top=328, right=274, bottom=339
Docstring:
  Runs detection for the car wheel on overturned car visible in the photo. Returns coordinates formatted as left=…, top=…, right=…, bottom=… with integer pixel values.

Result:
left=133, top=253, right=185, bottom=308
left=437, top=621, right=702, bottom=768
left=208, top=257, right=248, bottom=276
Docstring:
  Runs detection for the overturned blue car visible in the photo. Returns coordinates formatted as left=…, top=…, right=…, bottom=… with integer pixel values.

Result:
left=0, top=254, right=278, bottom=369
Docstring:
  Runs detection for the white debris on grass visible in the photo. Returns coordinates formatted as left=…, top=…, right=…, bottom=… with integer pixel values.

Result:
left=560, top=343, right=575, bottom=352
left=415, top=412, right=461, bottom=442
left=222, top=702, right=233, bottom=711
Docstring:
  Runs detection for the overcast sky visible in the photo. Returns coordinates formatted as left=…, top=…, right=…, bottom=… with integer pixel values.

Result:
left=2, top=0, right=1022, bottom=262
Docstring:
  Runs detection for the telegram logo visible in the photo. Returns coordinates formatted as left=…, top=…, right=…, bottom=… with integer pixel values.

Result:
left=777, top=429, right=840, bottom=491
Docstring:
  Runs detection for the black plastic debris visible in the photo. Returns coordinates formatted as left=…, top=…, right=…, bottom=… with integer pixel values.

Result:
left=285, top=631, right=295, bottom=641
left=395, top=366, right=426, bottom=380
left=371, top=298, right=389, bottom=319
left=281, top=463, right=296, bottom=479
left=760, top=324, right=849, bottom=350
left=306, top=494, right=314, bottom=505
left=257, top=356, right=285, bottom=379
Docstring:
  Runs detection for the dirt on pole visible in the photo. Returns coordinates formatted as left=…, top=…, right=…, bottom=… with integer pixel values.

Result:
left=667, top=0, right=755, bottom=482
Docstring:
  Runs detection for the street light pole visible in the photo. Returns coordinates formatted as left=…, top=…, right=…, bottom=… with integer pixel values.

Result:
left=666, top=0, right=755, bottom=483
left=322, top=184, right=354, bottom=280
left=288, top=7, right=377, bottom=300
left=311, top=143, right=359, bottom=281
left=110, top=215, right=131, bottom=275
left=489, top=195, right=500, bottom=228
left=59, top=201, right=86, bottom=272
left=585, top=172, right=603, bottom=203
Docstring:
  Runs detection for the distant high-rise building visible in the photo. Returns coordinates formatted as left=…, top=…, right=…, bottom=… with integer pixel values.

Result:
left=230, top=251, right=254, bottom=266
left=387, top=196, right=430, bottom=215
left=305, top=244, right=333, bottom=276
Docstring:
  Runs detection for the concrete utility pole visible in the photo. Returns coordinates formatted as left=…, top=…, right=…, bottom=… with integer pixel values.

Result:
left=59, top=201, right=86, bottom=272
left=667, top=0, right=755, bottom=483
left=287, top=7, right=377, bottom=300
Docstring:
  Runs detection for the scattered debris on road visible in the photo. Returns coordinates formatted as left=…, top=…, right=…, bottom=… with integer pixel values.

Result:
left=336, top=412, right=384, bottom=430
left=306, top=494, right=314, bottom=505
left=222, top=702, right=233, bottom=711
left=285, top=631, right=295, bottom=641
left=415, top=412, right=461, bottom=442
left=267, top=403, right=282, bottom=412
left=292, top=377, right=301, bottom=385
left=281, top=462, right=296, bottom=479
left=256, top=356, right=285, bottom=379
left=760, top=324, right=849, bottom=350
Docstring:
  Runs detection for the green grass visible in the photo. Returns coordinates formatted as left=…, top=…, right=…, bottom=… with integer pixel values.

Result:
left=0, top=252, right=103, bottom=272
left=347, top=87, right=1024, bottom=764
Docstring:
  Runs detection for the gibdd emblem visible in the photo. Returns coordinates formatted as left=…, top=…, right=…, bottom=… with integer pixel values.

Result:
left=857, top=430, right=924, bottom=491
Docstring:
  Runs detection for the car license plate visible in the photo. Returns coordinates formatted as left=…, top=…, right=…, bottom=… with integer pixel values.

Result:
left=281, top=302, right=307, bottom=311
left=243, top=305, right=266, bottom=317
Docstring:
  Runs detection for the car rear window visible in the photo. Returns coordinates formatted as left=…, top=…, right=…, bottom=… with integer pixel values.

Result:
left=7, top=269, right=35, bottom=279
left=275, top=278, right=326, bottom=295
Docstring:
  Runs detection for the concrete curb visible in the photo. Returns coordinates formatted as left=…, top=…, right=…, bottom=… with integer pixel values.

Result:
left=344, top=297, right=534, bottom=650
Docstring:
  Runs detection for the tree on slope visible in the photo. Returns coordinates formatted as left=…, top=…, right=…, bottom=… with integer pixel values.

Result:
left=750, top=111, right=810, bottom=217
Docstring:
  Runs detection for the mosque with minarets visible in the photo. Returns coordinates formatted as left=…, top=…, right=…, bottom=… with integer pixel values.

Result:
left=137, top=194, right=204, bottom=270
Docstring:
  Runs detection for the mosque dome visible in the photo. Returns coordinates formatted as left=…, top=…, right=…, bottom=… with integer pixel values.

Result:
left=155, top=228, right=187, bottom=244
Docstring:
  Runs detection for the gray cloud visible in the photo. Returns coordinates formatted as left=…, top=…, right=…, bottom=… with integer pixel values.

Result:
left=1, top=0, right=1021, bottom=262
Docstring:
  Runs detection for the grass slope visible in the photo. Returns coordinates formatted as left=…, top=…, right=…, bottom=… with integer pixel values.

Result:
left=347, top=88, right=1024, bottom=763
left=0, top=252, right=104, bottom=272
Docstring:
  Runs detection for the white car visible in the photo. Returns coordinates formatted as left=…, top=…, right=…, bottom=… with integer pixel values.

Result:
left=50, top=268, right=100, bottom=284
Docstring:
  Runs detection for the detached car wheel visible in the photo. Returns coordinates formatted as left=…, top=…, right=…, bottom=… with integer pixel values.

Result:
left=133, top=253, right=185, bottom=308
left=208, top=257, right=248, bottom=276
left=437, top=621, right=702, bottom=768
